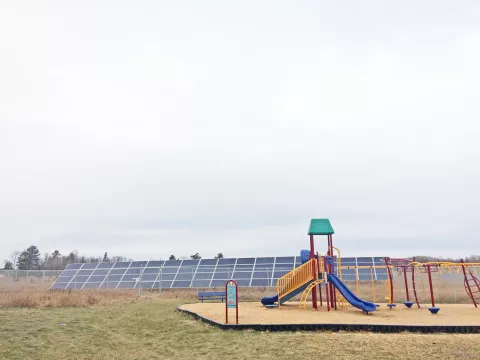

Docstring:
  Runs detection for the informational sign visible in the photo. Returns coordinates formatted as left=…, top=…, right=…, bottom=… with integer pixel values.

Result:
left=227, top=283, right=237, bottom=308
left=225, top=280, right=238, bottom=324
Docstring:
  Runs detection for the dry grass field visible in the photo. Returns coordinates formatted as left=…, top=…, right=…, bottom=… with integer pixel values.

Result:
left=0, top=282, right=479, bottom=360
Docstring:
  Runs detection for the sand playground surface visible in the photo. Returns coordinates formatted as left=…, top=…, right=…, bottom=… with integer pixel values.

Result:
left=181, top=302, right=480, bottom=326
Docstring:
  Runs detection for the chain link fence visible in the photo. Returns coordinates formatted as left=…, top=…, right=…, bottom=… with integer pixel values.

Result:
left=0, top=270, right=63, bottom=289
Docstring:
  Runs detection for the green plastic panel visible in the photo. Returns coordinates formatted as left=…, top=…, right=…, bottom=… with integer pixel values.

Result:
left=308, top=219, right=334, bottom=235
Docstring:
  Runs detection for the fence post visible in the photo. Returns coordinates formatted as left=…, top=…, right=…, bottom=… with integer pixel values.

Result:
left=160, top=267, right=163, bottom=292
left=137, top=266, right=143, bottom=297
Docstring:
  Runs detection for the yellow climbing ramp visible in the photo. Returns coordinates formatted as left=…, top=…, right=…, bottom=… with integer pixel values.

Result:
left=299, top=279, right=325, bottom=310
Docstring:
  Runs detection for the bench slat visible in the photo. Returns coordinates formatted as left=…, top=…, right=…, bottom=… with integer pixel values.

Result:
left=197, top=291, right=226, bottom=302
left=198, top=292, right=225, bottom=296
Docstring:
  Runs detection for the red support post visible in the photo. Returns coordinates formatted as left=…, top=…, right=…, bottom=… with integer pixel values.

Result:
left=426, top=264, right=435, bottom=308
left=317, top=252, right=322, bottom=307
left=403, top=266, right=410, bottom=302
left=323, top=255, right=330, bottom=311
left=328, top=235, right=335, bottom=310
left=330, top=284, right=334, bottom=309
left=319, top=282, right=323, bottom=307
left=411, top=258, right=420, bottom=308
left=309, top=235, right=318, bottom=310
left=461, top=259, right=479, bottom=308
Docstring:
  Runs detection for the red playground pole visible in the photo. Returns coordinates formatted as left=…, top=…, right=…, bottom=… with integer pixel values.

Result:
left=317, top=252, right=322, bottom=307
left=309, top=235, right=318, bottom=310
left=384, top=257, right=394, bottom=307
left=427, top=264, right=435, bottom=307
left=403, top=266, right=410, bottom=301
left=319, top=282, right=323, bottom=307
left=331, top=235, right=337, bottom=310
left=328, top=235, right=335, bottom=310
left=426, top=264, right=439, bottom=313
left=461, top=259, right=480, bottom=308
left=324, top=255, right=330, bottom=312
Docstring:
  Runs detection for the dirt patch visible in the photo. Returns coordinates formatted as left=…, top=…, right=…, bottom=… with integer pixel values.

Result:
left=181, top=301, right=480, bottom=325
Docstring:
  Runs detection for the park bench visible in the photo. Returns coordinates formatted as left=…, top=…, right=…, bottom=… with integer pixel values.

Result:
left=197, top=291, right=226, bottom=302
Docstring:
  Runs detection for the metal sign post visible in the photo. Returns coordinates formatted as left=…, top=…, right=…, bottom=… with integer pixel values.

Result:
left=225, top=280, right=238, bottom=324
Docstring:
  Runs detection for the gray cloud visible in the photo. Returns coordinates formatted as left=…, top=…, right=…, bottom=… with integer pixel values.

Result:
left=1, top=0, right=479, bottom=261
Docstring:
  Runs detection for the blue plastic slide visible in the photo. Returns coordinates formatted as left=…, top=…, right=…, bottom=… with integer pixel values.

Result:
left=327, top=274, right=376, bottom=313
left=261, top=294, right=278, bottom=306
left=261, top=281, right=313, bottom=307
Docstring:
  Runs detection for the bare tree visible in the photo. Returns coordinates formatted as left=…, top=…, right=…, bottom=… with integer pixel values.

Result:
left=111, top=256, right=127, bottom=262
left=9, top=251, right=20, bottom=269
left=42, top=252, right=51, bottom=269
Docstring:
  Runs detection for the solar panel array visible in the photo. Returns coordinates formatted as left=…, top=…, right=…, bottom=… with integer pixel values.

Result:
left=51, top=256, right=389, bottom=290
left=340, top=257, right=388, bottom=281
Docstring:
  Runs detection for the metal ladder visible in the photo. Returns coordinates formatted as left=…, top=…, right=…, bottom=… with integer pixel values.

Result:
left=462, top=262, right=480, bottom=308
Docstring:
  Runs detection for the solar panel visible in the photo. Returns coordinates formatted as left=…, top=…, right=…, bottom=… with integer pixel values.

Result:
left=341, top=269, right=356, bottom=281
left=236, top=258, right=255, bottom=265
left=146, top=260, right=164, bottom=267
left=256, top=257, right=274, bottom=264
left=276, top=256, right=294, bottom=264
left=51, top=255, right=392, bottom=290
left=341, top=257, right=356, bottom=266
left=356, top=257, right=373, bottom=266
left=97, top=262, right=114, bottom=269
left=65, top=263, right=82, bottom=270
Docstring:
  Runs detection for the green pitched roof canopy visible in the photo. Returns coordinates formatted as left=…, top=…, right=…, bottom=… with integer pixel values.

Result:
left=308, top=219, right=334, bottom=235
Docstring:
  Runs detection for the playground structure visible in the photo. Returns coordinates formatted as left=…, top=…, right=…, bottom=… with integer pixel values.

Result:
left=261, top=219, right=377, bottom=313
left=261, top=219, right=480, bottom=315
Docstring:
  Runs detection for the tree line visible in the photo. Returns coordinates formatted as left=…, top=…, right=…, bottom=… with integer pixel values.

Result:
left=4, top=248, right=478, bottom=271
left=168, top=253, right=224, bottom=261
left=2, top=246, right=131, bottom=271
left=412, top=255, right=480, bottom=263
left=2, top=246, right=225, bottom=271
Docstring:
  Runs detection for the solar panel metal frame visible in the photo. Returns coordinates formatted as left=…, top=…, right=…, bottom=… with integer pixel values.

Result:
left=51, top=256, right=391, bottom=290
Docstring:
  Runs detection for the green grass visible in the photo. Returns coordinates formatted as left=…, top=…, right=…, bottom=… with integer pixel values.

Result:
left=0, top=299, right=479, bottom=360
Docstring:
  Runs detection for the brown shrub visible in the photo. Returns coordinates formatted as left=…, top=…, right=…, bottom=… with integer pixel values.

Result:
left=0, top=287, right=139, bottom=308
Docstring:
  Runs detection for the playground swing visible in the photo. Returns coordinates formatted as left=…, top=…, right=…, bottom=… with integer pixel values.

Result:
left=415, top=268, right=428, bottom=308
left=410, top=262, right=441, bottom=313
left=383, top=275, right=395, bottom=306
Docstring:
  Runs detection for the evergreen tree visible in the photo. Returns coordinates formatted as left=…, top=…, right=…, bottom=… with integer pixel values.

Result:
left=3, top=261, right=13, bottom=270
left=18, top=245, right=41, bottom=270
left=169, top=255, right=176, bottom=260
left=67, top=251, right=78, bottom=264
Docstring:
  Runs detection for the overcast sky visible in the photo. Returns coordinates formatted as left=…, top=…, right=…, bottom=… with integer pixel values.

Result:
left=1, top=1, right=479, bottom=262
